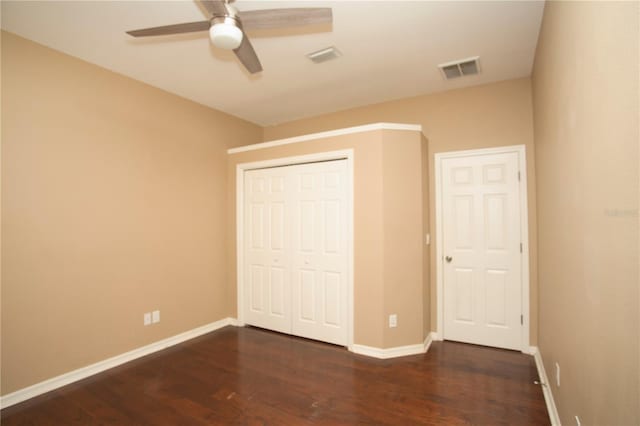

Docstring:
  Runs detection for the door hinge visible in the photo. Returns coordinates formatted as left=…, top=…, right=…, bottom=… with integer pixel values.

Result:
left=520, top=242, right=523, bottom=253
left=518, top=171, right=521, bottom=181
left=521, top=315, right=523, bottom=325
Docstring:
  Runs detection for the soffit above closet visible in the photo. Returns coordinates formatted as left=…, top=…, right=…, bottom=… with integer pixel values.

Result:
left=228, top=123, right=423, bottom=154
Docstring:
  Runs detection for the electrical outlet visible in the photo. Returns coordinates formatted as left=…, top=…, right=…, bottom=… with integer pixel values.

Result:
left=555, top=362, right=560, bottom=387
left=152, top=310, right=160, bottom=324
left=143, top=312, right=151, bottom=326
left=389, top=314, right=397, bottom=328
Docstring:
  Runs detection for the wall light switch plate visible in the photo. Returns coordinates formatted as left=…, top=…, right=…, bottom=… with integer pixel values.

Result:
left=144, top=312, right=151, bottom=326
left=152, top=310, right=160, bottom=324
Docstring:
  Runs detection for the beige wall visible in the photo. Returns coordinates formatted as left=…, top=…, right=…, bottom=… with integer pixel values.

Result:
left=1, top=32, right=262, bottom=395
left=263, top=78, right=538, bottom=344
left=227, top=129, right=426, bottom=348
left=381, top=131, right=426, bottom=348
left=532, top=2, right=639, bottom=424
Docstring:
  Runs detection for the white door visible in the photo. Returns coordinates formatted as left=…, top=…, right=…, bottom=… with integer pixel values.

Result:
left=244, top=167, right=291, bottom=334
left=243, top=160, right=348, bottom=346
left=441, top=152, right=523, bottom=350
left=290, top=161, right=348, bottom=346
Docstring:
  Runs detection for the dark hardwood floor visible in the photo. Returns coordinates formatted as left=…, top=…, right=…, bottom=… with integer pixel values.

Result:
left=1, top=326, right=549, bottom=425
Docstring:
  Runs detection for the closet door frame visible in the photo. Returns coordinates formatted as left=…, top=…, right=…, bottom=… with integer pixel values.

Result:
left=235, top=149, right=355, bottom=349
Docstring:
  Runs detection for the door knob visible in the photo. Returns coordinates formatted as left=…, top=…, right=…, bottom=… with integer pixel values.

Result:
left=445, top=256, right=453, bottom=263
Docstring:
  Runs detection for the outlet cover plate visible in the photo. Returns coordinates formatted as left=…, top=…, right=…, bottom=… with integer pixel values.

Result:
left=389, top=314, right=397, bottom=328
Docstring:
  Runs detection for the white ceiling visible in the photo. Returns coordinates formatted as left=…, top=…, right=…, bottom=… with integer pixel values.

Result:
left=1, top=1, right=545, bottom=126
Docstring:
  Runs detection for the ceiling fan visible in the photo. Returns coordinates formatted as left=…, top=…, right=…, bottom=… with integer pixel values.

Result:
left=126, top=0, right=332, bottom=74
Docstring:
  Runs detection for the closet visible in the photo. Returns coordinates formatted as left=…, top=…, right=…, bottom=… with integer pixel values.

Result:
left=230, top=124, right=427, bottom=353
left=243, top=159, right=348, bottom=346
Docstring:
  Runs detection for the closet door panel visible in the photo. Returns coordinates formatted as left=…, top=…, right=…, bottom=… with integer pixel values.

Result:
left=290, top=161, right=348, bottom=346
left=243, top=169, right=291, bottom=334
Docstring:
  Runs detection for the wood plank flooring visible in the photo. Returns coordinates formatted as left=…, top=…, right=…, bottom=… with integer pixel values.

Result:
left=1, top=326, right=549, bottom=425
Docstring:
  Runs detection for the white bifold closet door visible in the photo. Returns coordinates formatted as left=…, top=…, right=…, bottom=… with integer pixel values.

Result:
left=243, top=160, right=348, bottom=346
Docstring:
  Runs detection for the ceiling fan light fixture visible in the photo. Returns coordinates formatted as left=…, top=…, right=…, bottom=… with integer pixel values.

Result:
left=126, top=4, right=333, bottom=74
left=209, top=19, right=243, bottom=50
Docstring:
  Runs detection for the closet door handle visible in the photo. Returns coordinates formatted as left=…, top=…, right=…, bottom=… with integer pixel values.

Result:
left=445, top=256, right=453, bottom=263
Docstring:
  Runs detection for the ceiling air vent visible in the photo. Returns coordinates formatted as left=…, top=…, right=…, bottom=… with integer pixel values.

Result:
left=307, top=46, right=342, bottom=63
left=438, top=56, right=480, bottom=80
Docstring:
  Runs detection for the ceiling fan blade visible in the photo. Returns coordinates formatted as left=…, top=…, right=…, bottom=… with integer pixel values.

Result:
left=233, top=33, right=262, bottom=74
left=199, top=0, right=228, bottom=17
left=238, top=8, right=332, bottom=31
left=127, top=21, right=210, bottom=37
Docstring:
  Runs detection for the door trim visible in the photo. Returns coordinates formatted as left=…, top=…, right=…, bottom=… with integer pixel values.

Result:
left=235, top=150, right=355, bottom=349
left=434, top=145, right=530, bottom=353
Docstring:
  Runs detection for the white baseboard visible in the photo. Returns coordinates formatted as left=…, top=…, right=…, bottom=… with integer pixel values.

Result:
left=530, top=346, right=561, bottom=426
left=424, top=332, right=436, bottom=352
left=351, top=333, right=435, bottom=359
left=227, top=317, right=243, bottom=327
left=0, top=317, right=238, bottom=409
